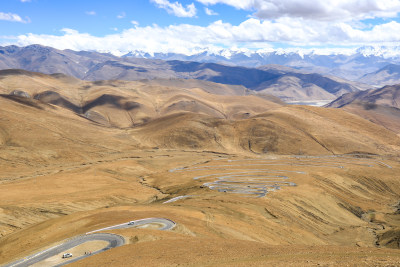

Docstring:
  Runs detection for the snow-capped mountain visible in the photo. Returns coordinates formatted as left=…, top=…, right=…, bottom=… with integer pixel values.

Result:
left=122, top=46, right=400, bottom=81
left=0, top=44, right=372, bottom=102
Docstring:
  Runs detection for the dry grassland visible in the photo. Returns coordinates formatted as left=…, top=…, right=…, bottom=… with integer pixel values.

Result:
left=0, top=71, right=399, bottom=266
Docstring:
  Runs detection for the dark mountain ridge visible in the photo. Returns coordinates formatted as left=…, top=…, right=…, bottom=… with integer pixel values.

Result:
left=0, top=45, right=371, bottom=101
left=327, top=84, right=400, bottom=134
left=358, top=64, right=400, bottom=87
left=327, top=84, right=400, bottom=109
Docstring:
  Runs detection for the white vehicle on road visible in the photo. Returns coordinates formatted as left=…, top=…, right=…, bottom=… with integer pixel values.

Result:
left=7, top=219, right=175, bottom=267
left=62, top=253, right=72, bottom=258
left=128, top=221, right=135, bottom=225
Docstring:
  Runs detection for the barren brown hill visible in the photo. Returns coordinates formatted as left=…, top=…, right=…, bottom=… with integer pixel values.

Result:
left=0, top=70, right=400, bottom=266
left=1, top=151, right=399, bottom=266
left=327, top=84, right=400, bottom=109
left=0, top=94, right=140, bottom=168
left=358, top=64, right=400, bottom=87
left=3, top=71, right=399, bottom=157
left=254, top=66, right=371, bottom=101
left=335, top=103, right=400, bottom=135
left=0, top=69, right=283, bottom=128
left=327, top=84, right=400, bottom=134
left=132, top=105, right=400, bottom=155
left=0, top=45, right=371, bottom=102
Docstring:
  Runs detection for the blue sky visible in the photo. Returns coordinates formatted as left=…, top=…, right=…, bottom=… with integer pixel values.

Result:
left=2, top=0, right=400, bottom=55
left=0, top=0, right=248, bottom=34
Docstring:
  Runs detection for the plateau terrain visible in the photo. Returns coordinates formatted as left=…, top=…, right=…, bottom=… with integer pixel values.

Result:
left=3, top=0, right=400, bottom=265
left=358, top=64, right=400, bottom=87
left=0, top=69, right=399, bottom=266
left=0, top=45, right=372, bottom=102
left=327, top=84, right=400, bottom=134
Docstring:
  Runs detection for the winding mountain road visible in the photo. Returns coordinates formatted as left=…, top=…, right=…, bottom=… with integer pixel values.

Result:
left=170, top=155, right=392, bottom=198
left=3, top=218, right=175, bottom=267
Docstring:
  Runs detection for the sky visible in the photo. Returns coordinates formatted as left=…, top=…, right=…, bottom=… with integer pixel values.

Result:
left=1, top=0, right=400, bottom=55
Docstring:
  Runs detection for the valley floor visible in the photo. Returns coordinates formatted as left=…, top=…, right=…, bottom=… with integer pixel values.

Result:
left=0, top=150, right=399, bottom=266
left=0, top=70, right=399, bottom=266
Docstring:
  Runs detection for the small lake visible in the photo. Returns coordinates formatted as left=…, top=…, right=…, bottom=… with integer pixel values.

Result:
left=285, top=100, right=332, bottom=107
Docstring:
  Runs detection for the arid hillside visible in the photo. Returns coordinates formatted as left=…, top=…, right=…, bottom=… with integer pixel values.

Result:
left=0, top=45, right=372, bottom=101
left=327, top=84, right=400, bottom=109
left=327, top=84, right=400, bottom=134
left=1, top=70, right=399, bottom=156
left=131, top=105, right=400, bottom=155
left=358, top=64, right=400, bottom=87
left=0, top=69, right=399, bottom=266
left=0, top=69, right=282, bottom=128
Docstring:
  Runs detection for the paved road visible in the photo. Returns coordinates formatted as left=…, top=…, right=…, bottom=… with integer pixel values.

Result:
left=188, top=164, right=301, bottom=197
left=163, top=195, right=192, bottom=204
left=202, top=173, right=297, bottom=197
left=86, top=218, right=176, bottom=233
left=3, top=218, right=176, bottom=267
left=171, top=156, right=392, bottom=198
left=3, top=233, right=124, bottom=267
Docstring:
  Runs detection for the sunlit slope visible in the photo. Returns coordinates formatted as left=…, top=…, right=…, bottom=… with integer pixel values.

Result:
left=133, top=105, right=400, bottom=155
left=1, top=71, right=399, bottom=158
left=339, top=103, right=400, bottom=134
left=2, top=92, right=398, bottom=159
left=0, top=79, right=399, bottom=266
left=0, top=70, right=282, bottom=127
left=253, top=106, right=400, bottom=154
left=0, top=95, right=139, bottom=171
left=327, top=84, right=400, bottom=134
left=1, top=154, right=399, bottom=266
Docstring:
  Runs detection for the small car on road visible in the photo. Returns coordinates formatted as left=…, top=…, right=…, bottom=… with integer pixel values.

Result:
left=62, top=253, right=73, bottom=258
left=128, top=221, right=135, bottom=225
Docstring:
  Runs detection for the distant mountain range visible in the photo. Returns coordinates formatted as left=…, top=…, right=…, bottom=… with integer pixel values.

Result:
left=124, top=46, right=400, bottom=81
left=2, top=44, right=400, bottom=84
left=358, top=64, right=400, bottom=87
left=0, top=45, right=371, bottom=102
left=327, top=84, right=400, bottom=134
left=327, top=84, right=400, bottom=109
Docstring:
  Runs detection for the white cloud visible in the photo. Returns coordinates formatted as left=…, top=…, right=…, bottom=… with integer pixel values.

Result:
left=20, top=0, right=31, bottom=2
left=196, top=0, right=400, bottom=21
left=117, top=12, right=126, bottom=19
left=131, top=20, right=139, bottom=25
left=86, top=11, right=96, bottom=16
left=196, top=0, right=253, bottom=10
left=0, top=12, right=29, bottom=23
left=151, top=0, right=197, bottom=17
left=205, top=7, right=218, bottom=15
left=8, top=18, right=400, bottom=56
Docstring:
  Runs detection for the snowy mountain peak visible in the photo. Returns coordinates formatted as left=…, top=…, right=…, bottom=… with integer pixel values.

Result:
left=355, top=46, right=400, bottom=58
